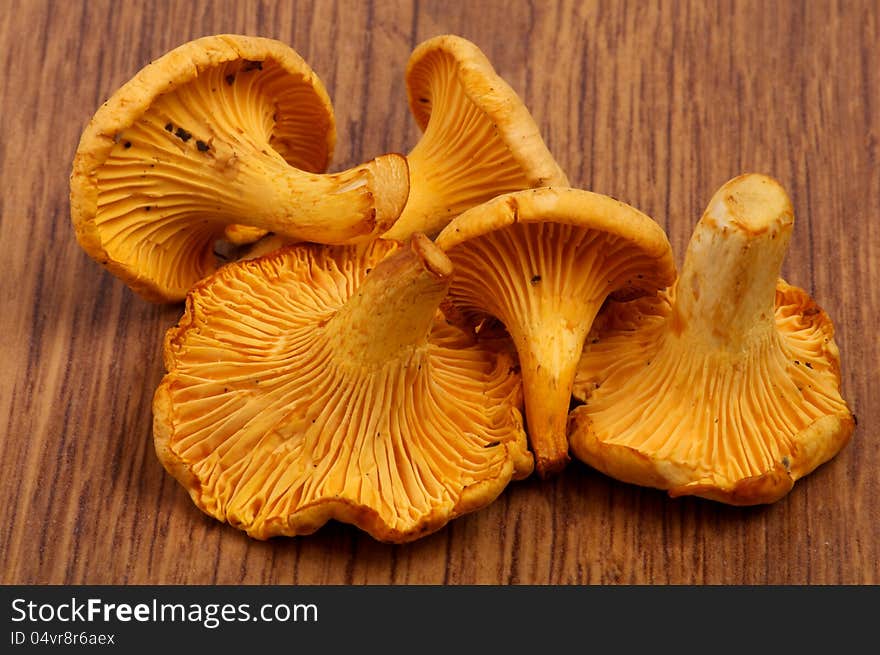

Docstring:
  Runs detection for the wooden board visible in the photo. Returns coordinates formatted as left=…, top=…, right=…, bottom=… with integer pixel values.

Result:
left=1, top=0, right=877, bottom=585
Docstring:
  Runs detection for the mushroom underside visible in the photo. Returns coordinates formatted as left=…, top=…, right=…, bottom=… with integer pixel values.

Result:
left=84, top=55, right=334, bottom=300
left=570, top=281, right=853, bottom=502
left=155, top=241, right=532, bottom=541
left=384, top=41, right=568, bottom=241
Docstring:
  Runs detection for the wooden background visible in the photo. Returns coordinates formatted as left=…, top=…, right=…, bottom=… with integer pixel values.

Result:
left=1, top=0, right=877, bottom=585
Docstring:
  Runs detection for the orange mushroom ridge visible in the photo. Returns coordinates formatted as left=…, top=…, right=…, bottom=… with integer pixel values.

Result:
left=382, top=35, right=568, bottom=241
left=71, top=34, right=409, bottom=303
left=569, top=174, right=855, bottom=504
left=435, top=188, right=676, bottom=478
left=153, top=235, right=533, bottom=542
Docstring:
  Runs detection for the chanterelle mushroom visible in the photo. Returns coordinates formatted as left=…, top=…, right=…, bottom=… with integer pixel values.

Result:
left=71, top=34, right=409, bottom=303
left=153, top=234, right=533, bottom=542
left=382, top=35, right=568, bottom=241
left=435, top=188, right=676, bottom=477
left=568, top=174, right=855, bottom=504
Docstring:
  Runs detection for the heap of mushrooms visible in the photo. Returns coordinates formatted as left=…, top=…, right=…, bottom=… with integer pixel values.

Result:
left=70, top=34, right=854, bottom=542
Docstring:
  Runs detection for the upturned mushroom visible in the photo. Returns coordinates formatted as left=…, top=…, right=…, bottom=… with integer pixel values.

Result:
left=153, top=234, right=533, bottom=542
left=568, top=174, right=855, bottom=504
left=382, top=35, right=568, bottom=241
left=71, top=34, right=409, bottom=303
left=435, top=188, right=676, bottom=477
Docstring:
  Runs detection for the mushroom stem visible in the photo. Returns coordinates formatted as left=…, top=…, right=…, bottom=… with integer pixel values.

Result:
left=325, top=234, right=454, bottom=365
left=672, top=174, right=794, bottom=350
left=512, top=310, right=599, bottom=477
left=228, top=151, right=410, bottom=243
left=383, top=150, right=446, bottom=240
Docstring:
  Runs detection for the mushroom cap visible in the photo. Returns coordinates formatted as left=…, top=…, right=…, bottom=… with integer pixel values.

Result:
left=71, top=34, right=336, bottom=302
left=435, top=187, right=676, bottom=477
left=407, top=35, right=567, bottom=188
left=568, top=174, right=854, bottom=504
left=383, top=35, right=569, bottom=240
left=436, top=187, right=673, bottom=265
left=153, top=238, right=532, bottom=542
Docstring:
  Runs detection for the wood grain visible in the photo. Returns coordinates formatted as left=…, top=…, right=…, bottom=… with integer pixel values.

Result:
left=1, top=0, right=877, bottom=585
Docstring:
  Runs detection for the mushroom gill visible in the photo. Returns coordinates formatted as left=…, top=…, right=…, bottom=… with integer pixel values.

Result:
left=382, top=35, right=568, bottom=241
left=569, top=174, right=854, bottom=504
left=71, top=34, right=409, bottom=302
left=153, top=235, right=532, bottom=542
left=436, top=188, right=676, bottom=478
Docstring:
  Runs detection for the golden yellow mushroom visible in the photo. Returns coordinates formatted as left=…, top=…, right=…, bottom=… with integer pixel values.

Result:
left=435, top=188, right=676, bottom=478
left=153, top=235, right=533, bottom=542
left=569, top=174, right=855, bottom=504
left=382, top=35, right=568, bottom=241
left=71, top=34, right=409, bottom=303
